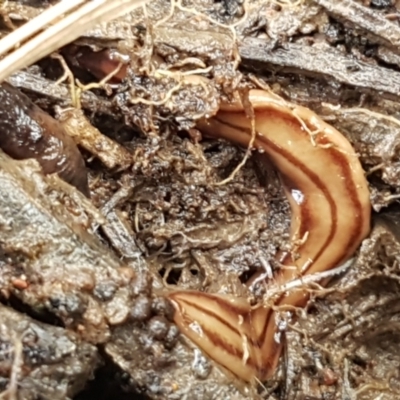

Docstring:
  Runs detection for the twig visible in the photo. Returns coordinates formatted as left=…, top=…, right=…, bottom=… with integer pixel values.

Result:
left=239, top=37, right=400, bottom=101
left=314, top=0, right=400, bottom=50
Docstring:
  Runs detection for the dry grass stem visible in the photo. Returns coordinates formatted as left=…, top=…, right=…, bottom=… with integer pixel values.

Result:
left=0, top=337, right=23, bottom=400
left=0, top=0, right=148, bottom=83
left=0, top=0, right=85, bottom=57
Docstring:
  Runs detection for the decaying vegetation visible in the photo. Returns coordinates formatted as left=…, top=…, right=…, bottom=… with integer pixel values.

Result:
left=1, top=0, right=400, bottom=399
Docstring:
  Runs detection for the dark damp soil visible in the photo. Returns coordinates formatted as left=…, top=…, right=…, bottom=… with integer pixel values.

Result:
left=1, top=0, right=400, bottom=399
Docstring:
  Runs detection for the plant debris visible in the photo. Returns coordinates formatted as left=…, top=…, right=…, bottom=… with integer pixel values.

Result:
left=0, top=303, right=100, bottom=400
left=1, top=0, right=400, bottom=399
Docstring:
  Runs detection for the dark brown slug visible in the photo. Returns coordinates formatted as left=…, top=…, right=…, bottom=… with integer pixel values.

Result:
left=0, top=83, right=89, bottom=196
left=63, top=46, right=128, bottom=83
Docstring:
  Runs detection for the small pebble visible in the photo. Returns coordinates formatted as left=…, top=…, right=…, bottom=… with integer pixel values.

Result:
left=148, top=316, right=169, bottom=340
left=151, top=297, right=175, bottom=321
left=130, top=295, right=152, bottom=321
left=93, top=281, right=117, bottom=301
left=131, top=272, right=152, bottom=297
left=164, top=324, right=180, bottom=349
left=192, top=349, right=211, bottom=379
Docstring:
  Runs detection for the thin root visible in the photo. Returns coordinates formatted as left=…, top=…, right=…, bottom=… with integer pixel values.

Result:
left=129, top=79, right=182, bottom=106
left=152, top=0, right=249, bottom=69
left=52, top=53, right=78, bottom=107
left=76, top=62, right=123, bottom=107
left=0, top=336, right=23, bottom=400
left=215, top=93, right=257, bottom=186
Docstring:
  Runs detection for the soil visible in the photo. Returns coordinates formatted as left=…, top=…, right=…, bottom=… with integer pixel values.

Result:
left=0, top=0, right=400, bottom=399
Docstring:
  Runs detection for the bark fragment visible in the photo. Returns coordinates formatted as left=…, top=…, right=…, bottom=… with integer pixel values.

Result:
left=0, top=304, right=100, bottom=400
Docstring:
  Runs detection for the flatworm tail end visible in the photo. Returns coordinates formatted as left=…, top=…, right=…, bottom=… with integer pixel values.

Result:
left=168, top=291, right=268, bottom=382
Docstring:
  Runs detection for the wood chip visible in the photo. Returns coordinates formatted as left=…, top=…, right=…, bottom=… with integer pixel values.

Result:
left=59, top=108, right=132, bottom=171
left=239, top=37, right=400, bottom=101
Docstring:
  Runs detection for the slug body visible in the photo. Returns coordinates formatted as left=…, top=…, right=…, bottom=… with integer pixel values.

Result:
left=169, top=90, right=371, bottom=382
left=64, top=46, right=128, bottom=83
left=0, top=83, right=89, bottom=196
